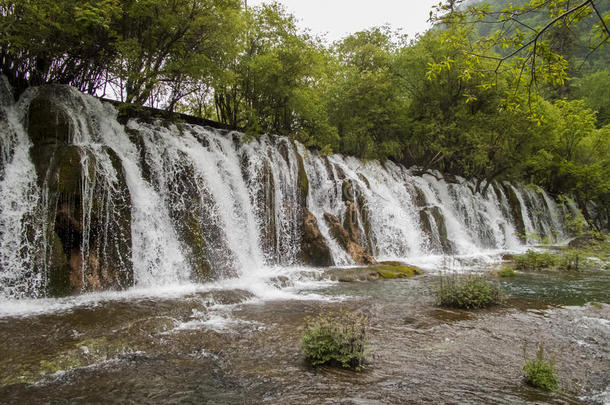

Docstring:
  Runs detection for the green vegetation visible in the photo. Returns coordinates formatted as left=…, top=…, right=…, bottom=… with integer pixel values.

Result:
left=437, top=274, right=504, bottom=309
left=514, top=250, right=558, bottom=271
left=497, top=266, right=517, bottom=277
left=301, top=310, right=367, bottom=370
left=1, top=0, right=608, bottom=227
left=374, top=261, right=423, bottom=279
left=523, top=345, right=559, bottom=391
left=510, top=247, right=604, bottom=272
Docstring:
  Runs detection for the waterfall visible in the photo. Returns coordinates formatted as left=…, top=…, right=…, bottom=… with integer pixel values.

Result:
left=0, top=85, right=576, bottom=300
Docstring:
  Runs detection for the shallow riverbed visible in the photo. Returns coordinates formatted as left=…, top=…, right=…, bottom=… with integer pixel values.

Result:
left=1, top=269, right=609, bottom=404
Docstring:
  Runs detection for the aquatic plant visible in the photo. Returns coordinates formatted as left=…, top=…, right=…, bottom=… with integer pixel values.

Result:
left=523, top=345, right=559, bottom=391
left=301, top=310, right=367, bottom=370
left=437, top=274, right=504, bottom=309
left=513, top=250, right=558, bottom=271
left=497, top=266, right=516, bottom=278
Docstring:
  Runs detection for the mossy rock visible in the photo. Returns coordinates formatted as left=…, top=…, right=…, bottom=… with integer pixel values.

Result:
left=323, top=261, right=422, bottom=282
left=374, top=261, right=423, bottom=279
left=323, top=267, right=381, bottom=282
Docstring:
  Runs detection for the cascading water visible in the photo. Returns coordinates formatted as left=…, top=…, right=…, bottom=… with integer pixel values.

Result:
left=0, top=85, right=576, bottom=301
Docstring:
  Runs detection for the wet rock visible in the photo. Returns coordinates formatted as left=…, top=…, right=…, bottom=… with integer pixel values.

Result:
left=28, top=88, right=74, bottom=187
left=322, top=261, right=421, bottom=282
left=419, top=209, right=435, bottom=249
left=257, top=159, right=278, bottom=260
left=295, top=147, right=309, bottom=206
left=324, top=213, right=376, bottom=265
left=504, top=184, right=526, bottom=242
left=343, top=201, right=360, bottom=242
left=301, top=210, right=333, bottom=267
left=342, top=180, right=354, bottom=203
left=44, top=146, right=134, bottom=295
left=28, top=88, right=134, bottom=296
left=323, top=267, right=381, bottom=282
left=374, top=261, right=423, bottom=279
left=430, top=206, right=454, bottom=254
left=0, top=75, right=14, bottom=106
left=358, top=173, right=371, bottom=189
left=412, top=185, right=428, bottom=208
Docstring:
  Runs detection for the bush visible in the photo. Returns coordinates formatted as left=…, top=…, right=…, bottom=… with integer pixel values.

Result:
left=437, top=274, right=504, bottom=309
left=523, top=345, right=559, bottom=391
left=301, top=310, right=367, bottom=370
left=497, top=266, right=516, bottom=277
left=513, top=250, right=557, bottom=271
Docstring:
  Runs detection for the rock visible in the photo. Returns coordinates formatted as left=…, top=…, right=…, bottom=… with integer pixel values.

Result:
left=324, top=212, right=377, bottom=265
left=322, top=261, right=422, bottom=282
left=358, top=173, right=371, bottom=189
left=419, top=209, right=435, bottom=250
left=430, top=206, right=454, bottom=254
left=343, top=201, right=360, bottom=242
left=504, top=184, right=526, bottom=242
left=342, top=180, right=354, bottom=203
left=375, top=261, right=423, bottom=279
left=28, top=87, right=134, bottom=296
left=324, top=267, right=381, bottom=282
left=412, top=185, right=428, bottom=208
left=295, top=147, right=309, bottom=206
left=28, top=88, right=74, bottom=187
left=0, top=75, right=14, bottom=106
left=301, top=210, right=334, bottom=266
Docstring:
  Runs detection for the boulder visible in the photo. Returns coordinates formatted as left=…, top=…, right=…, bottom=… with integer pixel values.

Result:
left=301, top=210, right=334, bottom=266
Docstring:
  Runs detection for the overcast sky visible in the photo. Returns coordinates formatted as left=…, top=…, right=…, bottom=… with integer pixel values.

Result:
left=248, top=0, right=440, bottom=43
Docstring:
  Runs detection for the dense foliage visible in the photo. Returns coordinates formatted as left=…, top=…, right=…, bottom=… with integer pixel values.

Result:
left=301, top=310, right=367, bottom=370
left=1, top=0, right=608, bottom=228
left=436, top=274, right=504, bottom=309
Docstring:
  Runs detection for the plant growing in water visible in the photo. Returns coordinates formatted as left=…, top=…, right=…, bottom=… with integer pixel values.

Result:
left=437, top=274, right=504, bottom=309
left=523, top=345, right=559, bottom=391
left=301, top=309, right=367, bottom=370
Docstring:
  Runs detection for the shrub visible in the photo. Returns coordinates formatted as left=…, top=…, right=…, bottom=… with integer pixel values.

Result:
left=497, top=266, right=516, bottom=277
left=513, top=250, right=557, bottom=271
left=437, top=274, right=504, bottom=309
left=523, top=345, right=559, bottom=391
left=301, top=310, right=367, bottom=370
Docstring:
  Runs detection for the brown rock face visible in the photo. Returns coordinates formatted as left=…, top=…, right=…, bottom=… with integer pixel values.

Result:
left=301, top=210, right=334, bottom=267
left=323, top=213, right=377, bottom=266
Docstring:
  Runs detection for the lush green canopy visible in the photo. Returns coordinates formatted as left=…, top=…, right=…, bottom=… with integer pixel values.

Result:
left=1, top=0, right=608, bottom=228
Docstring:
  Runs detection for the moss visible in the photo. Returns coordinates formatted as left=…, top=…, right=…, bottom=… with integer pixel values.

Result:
left=39, top=355, right=83, bottom=375
left=497, top=266, right=516, bottom=277
left=323, top=261, right=422, bottom=282
left=375, top=261, right=423, bottom=279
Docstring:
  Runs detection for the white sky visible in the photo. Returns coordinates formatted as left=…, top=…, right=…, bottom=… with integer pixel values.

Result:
left=247, top=0, right=440, bottom=43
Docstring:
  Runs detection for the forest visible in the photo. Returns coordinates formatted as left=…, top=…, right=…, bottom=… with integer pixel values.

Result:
left=1, top=0, right=608, bottom=226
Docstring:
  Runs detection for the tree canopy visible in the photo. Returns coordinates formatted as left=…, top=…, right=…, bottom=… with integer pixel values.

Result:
left=1, top=0, right=608, bottom=228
